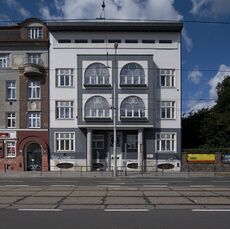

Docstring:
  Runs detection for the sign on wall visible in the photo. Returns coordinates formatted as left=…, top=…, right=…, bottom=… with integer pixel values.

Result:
left=222, top=154, right=230, bottom=163
left=187, top=154, right=216, bottom=163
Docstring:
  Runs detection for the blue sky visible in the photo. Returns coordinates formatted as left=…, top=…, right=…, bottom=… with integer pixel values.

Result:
left=1, top=0, right=230, bottom=114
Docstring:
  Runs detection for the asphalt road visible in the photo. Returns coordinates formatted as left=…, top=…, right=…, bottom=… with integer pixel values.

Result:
left=0, top=209, right=230, bottom=229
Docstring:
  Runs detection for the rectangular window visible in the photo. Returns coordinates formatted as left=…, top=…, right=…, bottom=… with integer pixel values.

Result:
left=156, top=133, right=176, bottom=152
left=6, top=81, right=16, bottom=100
left=0, top=54, right=9, bottom=68
left=142, top=40, right=155, bottom=43
left=160, top=69, right=175, bottom=87
left=160, top=101, right=176, bottom=119
left=92, top=135, right=104, bottom=149
left=125, top=40, right=138, bottom=43
left=27, top=53, right=41, bottom=65
left=28, top=112, right=40, bottom=128
left=56, top=69, right=74, bottom=87
left=56, top=132, right=75, bottom=151
left=27, top=27, right=43, bottom=39
left=56, top=101, right=73, bottom=119
left=58, top=39, right=71, bottom=43
left=126, top=135, right=137, bottom=150
left=6, top=112, right=16, bottom=128
left=108, top=39, right=121, bottom=43
left=28, top=81, right=40, bottom=99
left=75, top=39, right=88, bottom=43
left=91, top=39, right=104, bottom=43
left=5, top=141, right=16, bottom=158
left=159, top=40, right=172, bottom=44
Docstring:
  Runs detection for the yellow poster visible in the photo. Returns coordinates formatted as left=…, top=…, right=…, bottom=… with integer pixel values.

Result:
left=187, top=154, right=216, bottom=163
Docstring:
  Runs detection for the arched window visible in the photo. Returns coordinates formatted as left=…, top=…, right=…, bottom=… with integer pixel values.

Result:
left=120, top=63, right=145, bottom=85
left=84, top=63, right=110, bottom=86
left=120, top=96, right=146, bottom=118
left=85, top=96, right=110, bottom=118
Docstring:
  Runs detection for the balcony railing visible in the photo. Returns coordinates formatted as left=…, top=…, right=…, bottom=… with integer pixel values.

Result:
left=23, top=58, right=44, bottom=77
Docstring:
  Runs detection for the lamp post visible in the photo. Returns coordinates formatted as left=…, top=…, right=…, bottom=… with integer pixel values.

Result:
left=113, top=42, right=118, bottom=177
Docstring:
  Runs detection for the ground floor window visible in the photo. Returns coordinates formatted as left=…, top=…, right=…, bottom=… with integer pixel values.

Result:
left=156, top=133, right=176, bottom=152
left=55, top=132, right=75, bottom=152
left=126, top=135, right=137, bottom=150
left=92, top=135, right=104, bottom=149
left=5, top=141, right=16, bottom=158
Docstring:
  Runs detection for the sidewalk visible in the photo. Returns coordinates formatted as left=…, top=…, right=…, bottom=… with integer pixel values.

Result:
left=0, top=170, right=230, bottom=178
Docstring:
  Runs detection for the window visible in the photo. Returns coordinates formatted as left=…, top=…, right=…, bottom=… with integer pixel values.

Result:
left=5, top=141, right=16, bottom=158
left=125, top=40, right=138, bottom=43
left=84, top=63, right=110, bottom=86
left=27, top=27, right=43, bottom=39
left=120, top=96, right=146, bottom=118
left=58, top=39, right=71, bottom=43
left=28, top=112, right=40, bottom=128
left=6, top=112, right=16, bottom=128
left=108, top=39, right=121, bottom=43
left=85, top=96, right=110, bottom=118
left=142, top=40, right=155, bottom=44
left=56, top=69, right=74, bottom=87
left=93, top=135, right=104, bottom=149
left=27, top=53, right=42, bottom=65
left=75, top=39, right=88, bottom=43
left=56, top=101, right=73, bottom=119
left=120, top=63, right=145, bottom=85
left=92, top=39, right=104, bottom=43
left=56, top=132, right=75, bottom=151
left=6, top=81, right=16, bottom=100
left=160, top=69, right=175, bottom=87
left=126, top=135, right=137, bottom=150
left=160, top=101, right=176, bottom=119
left=28, top=81, right=40, bottom=99
left=0, top=54, right=9, bottom=68
left=159, top=40, right=172, bottom=44
left=156, top=133, right=176, bottom=152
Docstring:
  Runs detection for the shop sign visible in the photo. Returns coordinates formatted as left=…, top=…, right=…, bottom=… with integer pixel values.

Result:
left=222, top=154, right=230, bottom=163
left=0, top=133, right=9, bottom=138
left=0, top=141, right=4, bottom=158
left=187, top=153, right=216, bottom=163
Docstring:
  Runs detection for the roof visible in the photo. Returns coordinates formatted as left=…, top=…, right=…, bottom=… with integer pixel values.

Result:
left=47, top=20, right=183, bottom=32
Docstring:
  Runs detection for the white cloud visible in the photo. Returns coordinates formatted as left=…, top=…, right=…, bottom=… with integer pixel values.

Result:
left=182, top=28, right=193, bottom=52
left=188, top=69, right=202, bottom=84
left=190, top=0, right=230, bottom=18
left=187, top=64, right=230, bottom=114
left=19, top=8, right=31, bottom=18
left=4, top=0, right=31, bottom=18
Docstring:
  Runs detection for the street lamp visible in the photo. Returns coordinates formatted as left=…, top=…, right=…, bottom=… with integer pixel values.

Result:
left=113, top=42, right=118, bottom=177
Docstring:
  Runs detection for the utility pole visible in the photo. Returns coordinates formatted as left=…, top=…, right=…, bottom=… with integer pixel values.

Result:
left=113, top=42, right=118, bottom=177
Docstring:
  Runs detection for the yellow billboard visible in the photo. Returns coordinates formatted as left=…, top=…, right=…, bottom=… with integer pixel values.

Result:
left=187, top=154, right=216, bottom=163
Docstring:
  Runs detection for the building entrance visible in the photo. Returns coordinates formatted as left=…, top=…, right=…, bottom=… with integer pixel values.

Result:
left=25, top=143, right=42, bottom=171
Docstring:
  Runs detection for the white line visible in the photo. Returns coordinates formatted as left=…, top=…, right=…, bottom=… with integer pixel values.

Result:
left=18, top=209, right=62, bottom=212
left=105, top=209, right=149, bottom=212
left=192, top=209, right=230, bottom=212
left=42, top=181, right=78, bottom=183
left=5, top=185, right=29, bottom=187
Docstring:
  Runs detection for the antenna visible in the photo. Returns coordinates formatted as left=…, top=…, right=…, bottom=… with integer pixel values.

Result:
left=99, top=0, right=106, bottom=20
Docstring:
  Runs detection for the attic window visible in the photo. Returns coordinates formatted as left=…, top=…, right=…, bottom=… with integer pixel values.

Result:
left=75, top=39, right=88, bottom=43
left=58, top=39, right=72, bottom=43
left=159, top=40, right=172, bottom=44
left=27, top=27, right=43, bottom=39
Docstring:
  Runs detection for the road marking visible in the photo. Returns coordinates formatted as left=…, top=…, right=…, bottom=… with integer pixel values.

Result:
left=105, top=209, right=149, bottom=212
left=192, top=209, right=230, bottom=212
left=142, top=185, right=168, bottom=187
left=190, top=185, right=214, bottom=188
left=42, top=181, right=78, bottom=183
left=18, top=209, right=62, bottom=212
left=50, top=185, right=75, bottom=187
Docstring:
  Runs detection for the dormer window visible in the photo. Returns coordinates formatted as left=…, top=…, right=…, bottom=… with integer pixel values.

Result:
left=27, top=27, right=43, bottom=39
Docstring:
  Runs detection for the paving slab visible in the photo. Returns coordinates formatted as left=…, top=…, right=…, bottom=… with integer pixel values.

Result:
left=59, top=205, right=104, bottom=210
left=16, top=197, right=62, bottom=204
left=0, top=196, right=23, bottom=204
left=143, top=191, right=181, bottom=196
left=148, top=197, right=193, bottom=205
left=70, top=191, right=106, bottom=197
left=45, top=186, right=76, bottom=191
left=106, top=204, right=152, bottom=209
left=32, top=191, right=71, bottom=197
left=107, top=191, right=143, bottom=197
left=189, top=197, right=230, bottom=205
left=13, top=187, right=45, bottom=192
left=171, top=187, right=203, bottom=191
left=0, top=191, right=35, bottom=196
left=179, top=191, right=218, bottom=197
left=105, top=197, right=147, bottom=205
left=8, top=204, right=57, bottom=209
left=213, top=192, right=230, bottom=196
left=0, top=204, right=10, bottom=209
left=62, top=197, right=103, bottom=205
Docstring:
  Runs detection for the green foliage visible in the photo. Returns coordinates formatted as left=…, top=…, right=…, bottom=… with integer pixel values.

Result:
left=182, top=75, right=230, bottom=149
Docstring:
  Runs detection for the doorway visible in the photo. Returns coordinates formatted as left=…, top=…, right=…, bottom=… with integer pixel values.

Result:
left=25, top=143, right=42, bottom=171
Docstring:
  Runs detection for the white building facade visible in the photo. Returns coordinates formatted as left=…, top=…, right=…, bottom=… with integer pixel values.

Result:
left=48, top=21, right=183, bottom=171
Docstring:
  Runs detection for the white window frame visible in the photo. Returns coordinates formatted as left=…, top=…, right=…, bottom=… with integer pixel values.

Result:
left=55, top=132, right=75, bottom=152
left=27, top=27, right=43, bottom=39
left=7, top=112, right=16, bottom=128
left=156, top=132, right=176, bottom=152
left=28, top=112, right=41, bottom=128
left=56, top=101, right=74, bottom=119
left=28, top=81, right=40, bottom=99
left=160, top=101, right=176, bottom=119
left=6, top=81, right=16, bottom=100
left=160, top=69, right=175, bottom=87
left=27, top=53, right=41, bottom=65
left=92, top=135, right=104, bottom=149
left=0, top=54, right=9, bottom=68
left=5, top=141, right=16, bottom=158
left=56, top=69, right=74, bottom=87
